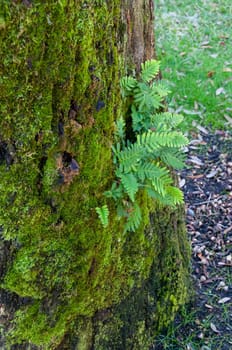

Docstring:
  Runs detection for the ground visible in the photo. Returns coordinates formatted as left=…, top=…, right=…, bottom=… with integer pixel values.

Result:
left=153, top=128, right=232, bottom=349
left=154, top=0, right=232, bottom=348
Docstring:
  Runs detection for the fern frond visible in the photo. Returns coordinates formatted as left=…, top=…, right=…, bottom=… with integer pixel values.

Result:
left=151, top=175, right=172, bottom=196
left=162, top=186, right=184, bottom=206
left=115, top=117, right=126, bottom=144
left=119, top=173, right=139, bottom=202
left=153, top=112, right=184, bottom=130
left=137, top=162, right=169, bottom=182
left=120, top=76, right=137, bottom=97
left=104, top=183, right=124, bottom=201
left=160, top=149, right=186, bottom=170
left=117, top=143, right=143, bottom=172
left=134, top=83, right=162, bottom=111
left=124, top=203, right=142, bottom=232
left=96, top=205, right=109, bottom=228
left=151, top=81, right=170, bottom=98
left=138, top=130, right=188, bottom=151
left=141, top=59, right=160, bottom=83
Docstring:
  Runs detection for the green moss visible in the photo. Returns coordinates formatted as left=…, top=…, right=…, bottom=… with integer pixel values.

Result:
left=0, top=1, right=189, bottom=349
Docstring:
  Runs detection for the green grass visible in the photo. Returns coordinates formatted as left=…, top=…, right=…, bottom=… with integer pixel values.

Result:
left=155, top=0, right=232, bottom=130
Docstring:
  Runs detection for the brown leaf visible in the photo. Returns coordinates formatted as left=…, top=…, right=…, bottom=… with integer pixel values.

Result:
left=207, top=71, right=215, bottom=78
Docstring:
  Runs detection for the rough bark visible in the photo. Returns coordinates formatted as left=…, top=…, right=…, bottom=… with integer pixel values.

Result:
left=0, top=1, right=190, bottom=349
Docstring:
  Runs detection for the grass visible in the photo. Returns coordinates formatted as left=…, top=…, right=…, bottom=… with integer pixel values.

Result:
left=155, top=0, right=232, bottom=130
left=154, top=1, right=232, bottom=349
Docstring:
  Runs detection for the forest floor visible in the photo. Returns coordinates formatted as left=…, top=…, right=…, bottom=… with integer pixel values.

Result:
left=154, top=0, right=232, bottom=349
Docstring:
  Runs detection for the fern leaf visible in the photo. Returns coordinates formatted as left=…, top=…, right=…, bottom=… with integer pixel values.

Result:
left=151, top=81, right=170, bottom=98
left=141, top=59, right=160, bottom=83
left=151, top=176, right=171, bottom=196
left=160, top=149, right=186, bottom=170
left=162, top=186, right=184, bottom=206
left=120, top=76, right=137, bottom=97
left=134, top=83, right=162, bottom=111
left=117, top=143, right=144, bottom=172
left=153, top=112, right=184, bottom=130
left=124, top=203, right=142, bottom=232
left=96, top=205, right=109, bottom=228
left=137, top=162, right=170, bottom=182
left=115, top=117, right=126, bottom=144
left=119, top=173, right=139, bottom=202
left=138, top=131, right=188, bottom=151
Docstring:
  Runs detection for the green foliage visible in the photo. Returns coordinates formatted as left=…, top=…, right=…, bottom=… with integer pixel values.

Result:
left=98, top=59, right=188, bottom=232
left=96, top=205, right=109, bottom=228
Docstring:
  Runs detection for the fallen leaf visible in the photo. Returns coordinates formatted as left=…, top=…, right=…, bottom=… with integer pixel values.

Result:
left=206, top=169, right=218, bottom=178
left=201, top=41, right=210, bottom=46
left=210, top=322, right=220, bottom=333
left=205, top=304, right=213, bottom=309
left=218, top=297, right=231, bottom=304
left=179, top=178, right=186, bottom=188
left=223, top=67, right=232, bottom=72
left=188, top=156, right=204, bottom=166
left=216, top=87, right=225, bottom=96
left=207, top=71, right=215, bottom=78
left=197, top=253, right=209, bottom=265
left=224, top=114, right=232, bottom=126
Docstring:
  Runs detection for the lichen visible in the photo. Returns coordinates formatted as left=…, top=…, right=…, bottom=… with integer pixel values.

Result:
left=0, top=1, right=190, bottom=349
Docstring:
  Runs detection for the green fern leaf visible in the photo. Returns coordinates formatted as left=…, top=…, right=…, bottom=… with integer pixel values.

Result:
left=160, top=149, right=186, bottom=170
left=96, top=205, right=109, bottom=228
left=153, top=112, right=184, bottom=130
left=137, top=162, right=169, bottom=182
left=141, top=59, right=160, bottom=83
left=119, top=173, right=139, bottom=202
left=151, top=81, right=170, bottom=98
left=134, top=83, right=162, bottom=111
left=120, top=76, right=137, bottom=97
left=115, top=117, right=126, bottom=144
left=138, top=131, right=188, bottom=151
left=124, top=203, right=142, bottom=232
left=151, top=175, right=172, bottom=196
left=162, top=186, right=184, bottom=206
left=117, top=143, right=144, bottom=172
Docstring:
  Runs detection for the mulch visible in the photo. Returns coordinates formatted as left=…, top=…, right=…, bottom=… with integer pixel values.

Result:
left=178, top=127, right=232, bottom=349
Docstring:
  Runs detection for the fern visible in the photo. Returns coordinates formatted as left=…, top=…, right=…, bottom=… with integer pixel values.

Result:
left=117, top=143, right=143, bottom=172
left=96, top=205, right=109, bottom=228
left=151, top=81, right=170, bottom=98
left=134, top=83, right=162, bottom=111
left=153, top=112, right=184, bottom=130
left=160, top=149, right=186, bottom=170
left=96, top=59, right=188, bottom=232
left=119, top=173, right=139, bottom=202
left=115, top=117, right=126, bottom=146
left=124, top=203, right=142, bottom=232
left=120, top=76, right=137, bottom=97
left=141, top=59, right=160, bottom=83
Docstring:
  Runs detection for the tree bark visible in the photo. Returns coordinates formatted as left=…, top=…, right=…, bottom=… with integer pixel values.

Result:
left=0, top=1, right=190, bottom=349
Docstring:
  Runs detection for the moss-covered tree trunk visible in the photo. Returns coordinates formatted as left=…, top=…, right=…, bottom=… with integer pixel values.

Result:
left=0, top=1, right=190, bottom=349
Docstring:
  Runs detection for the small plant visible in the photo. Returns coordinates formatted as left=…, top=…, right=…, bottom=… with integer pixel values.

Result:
left=95, top=205, right=109, bottom=228
left=98, top=59, right=188, bottom=232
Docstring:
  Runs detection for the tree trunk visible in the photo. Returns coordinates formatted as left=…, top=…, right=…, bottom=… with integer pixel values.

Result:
left=0, top=1, right=190, bottom=349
